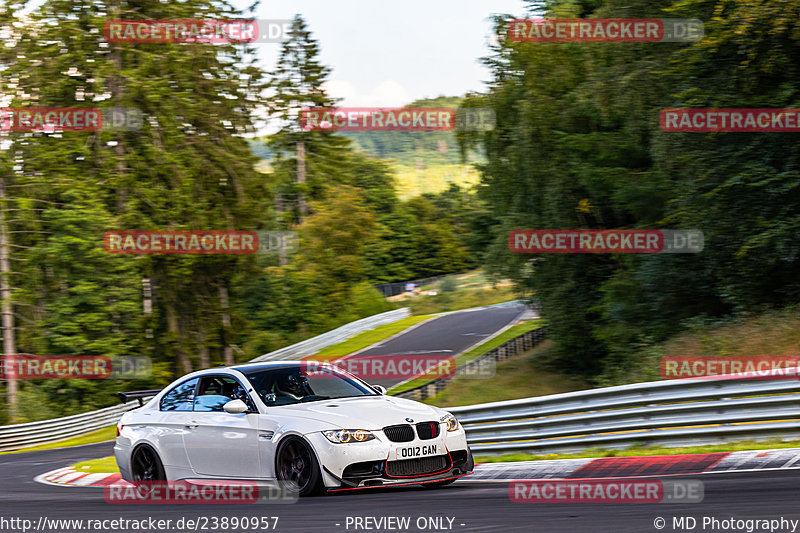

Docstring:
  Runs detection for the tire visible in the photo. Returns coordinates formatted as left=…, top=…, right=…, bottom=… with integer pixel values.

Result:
left=131, top=445, right=166, bottom=482
left=465, top=447, right=475, bottom=471
left=275, top=436, right=324, bottom=496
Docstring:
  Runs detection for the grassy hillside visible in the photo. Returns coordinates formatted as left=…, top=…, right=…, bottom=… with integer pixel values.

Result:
left=340, top=95, right=485, bottom=166
left=391, top=162, right=481, bottom=200
left=249, top=96, right=486, bottom=200
left=423, top=340, right=588, bottom=407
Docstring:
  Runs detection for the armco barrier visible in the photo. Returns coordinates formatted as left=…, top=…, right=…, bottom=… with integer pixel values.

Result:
left=450, top=370, right=800, bottom=455
left=0, top=309, right=410, bottom=452
left=0, top=400, right=149, bottom=452
left=250, top=308, right=410, bottom=362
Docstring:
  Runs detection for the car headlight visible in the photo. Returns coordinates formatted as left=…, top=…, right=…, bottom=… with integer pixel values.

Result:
left=440, top=413, right=459, bottom=432
left=323, top=429, right=376, bottom=443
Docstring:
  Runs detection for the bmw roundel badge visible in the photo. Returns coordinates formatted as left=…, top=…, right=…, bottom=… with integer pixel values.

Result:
left=405, top=417, right=414, bottom=423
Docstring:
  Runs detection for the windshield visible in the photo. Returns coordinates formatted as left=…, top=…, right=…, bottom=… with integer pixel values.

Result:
left=237, top=365, right=378, bottom=406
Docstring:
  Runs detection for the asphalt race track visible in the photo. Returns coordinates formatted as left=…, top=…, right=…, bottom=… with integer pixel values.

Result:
left=353, top=305, right=526, bottom=387
left=3, top=442, right=800, bottom=533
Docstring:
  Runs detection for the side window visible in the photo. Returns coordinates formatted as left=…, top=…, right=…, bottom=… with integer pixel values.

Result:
left=160, top=377, right=199, bottom=411
left=194, top=376, right=254, bottom=412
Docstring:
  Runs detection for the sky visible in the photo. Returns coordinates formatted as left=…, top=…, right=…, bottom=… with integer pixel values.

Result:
left=19, top=0, right=529, bottom=110
left=242, top=0, right=528, bottom=106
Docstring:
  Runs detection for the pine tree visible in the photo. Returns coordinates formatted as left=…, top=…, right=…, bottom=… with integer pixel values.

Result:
left=0, top=0, right=270, bottom=419
left=266, top=15, right=353, bottom=223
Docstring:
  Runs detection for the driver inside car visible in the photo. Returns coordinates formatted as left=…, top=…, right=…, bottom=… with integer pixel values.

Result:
left=275, top=372, right=311, bottom=401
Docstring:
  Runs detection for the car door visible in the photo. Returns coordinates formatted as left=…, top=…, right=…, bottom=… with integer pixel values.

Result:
left=182, top=375, right=263, bottom=478
left=154, top=377, right=199, bottom=471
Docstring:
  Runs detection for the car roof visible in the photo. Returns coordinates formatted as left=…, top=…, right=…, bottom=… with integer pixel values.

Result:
left=158, top=361, right=320, bottom=391
left=229, top=360, right=331, bottom=372
left=162, top=361, right=337, bottom=388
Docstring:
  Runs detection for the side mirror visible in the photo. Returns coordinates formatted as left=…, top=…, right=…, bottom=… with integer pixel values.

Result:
left=223, top=399, right=250, bottom=414
left=372, top=385, right=387, bottom=395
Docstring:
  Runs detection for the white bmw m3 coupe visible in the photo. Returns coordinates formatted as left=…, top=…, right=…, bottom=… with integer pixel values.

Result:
left=114, top=361, right=474, bottom=496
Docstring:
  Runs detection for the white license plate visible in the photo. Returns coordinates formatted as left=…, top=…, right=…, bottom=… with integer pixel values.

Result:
left=397, top=444, right=438, bottom=459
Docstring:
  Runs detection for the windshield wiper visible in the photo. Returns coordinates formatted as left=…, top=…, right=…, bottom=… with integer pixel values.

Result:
left=298, top=395, right=332, bottom=403
left=325, top=394, right=377, bottom=400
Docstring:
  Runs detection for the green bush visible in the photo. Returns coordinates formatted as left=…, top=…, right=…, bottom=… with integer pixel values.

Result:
left=439, top=277, right=457, bottom=293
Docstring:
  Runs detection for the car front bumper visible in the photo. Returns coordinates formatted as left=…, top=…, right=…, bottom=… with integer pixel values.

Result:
left=305, top=428, right=474, bottom=489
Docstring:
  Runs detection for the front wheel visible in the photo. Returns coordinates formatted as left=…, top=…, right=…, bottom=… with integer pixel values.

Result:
left=275, top=437, right=324, bottom=496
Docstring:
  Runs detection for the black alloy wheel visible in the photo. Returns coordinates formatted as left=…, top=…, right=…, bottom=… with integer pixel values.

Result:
left=275, top=437, right=324, bottom=496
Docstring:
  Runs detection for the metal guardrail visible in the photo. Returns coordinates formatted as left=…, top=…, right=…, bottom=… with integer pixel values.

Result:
left=250, top=308, right=410, bottom=362
left=449, top=372, right=800, bottom=455
left=0, top=400, right=150, bottom=452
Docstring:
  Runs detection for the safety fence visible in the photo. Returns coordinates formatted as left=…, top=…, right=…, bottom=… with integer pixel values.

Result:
left=450, top=372, right=800, bottom=455
left=0, top=401, right=145, bottom=452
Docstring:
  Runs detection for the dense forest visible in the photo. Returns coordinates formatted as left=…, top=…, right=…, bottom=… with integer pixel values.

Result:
left=461, top=0, right=800, bottom=378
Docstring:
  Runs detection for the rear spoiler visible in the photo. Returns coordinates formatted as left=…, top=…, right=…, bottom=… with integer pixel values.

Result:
left=117, top=389, right=162, bottom=406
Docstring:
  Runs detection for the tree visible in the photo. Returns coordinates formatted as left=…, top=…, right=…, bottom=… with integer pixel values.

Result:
left=266, top=15, right=352, bottom=223
left=0, top=0, right=270, bottom=419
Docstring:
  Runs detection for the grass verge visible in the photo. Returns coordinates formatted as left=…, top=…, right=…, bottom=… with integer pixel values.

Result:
left=0, top=425, right=116, bottom=455
left=389, top=319, right=545, bottom=396
left=475, top=438, right=800, bottom=463
left=458, top=319, right=544, bottom=365
left=73, top=455, right=119, bottom=474
left=306, top=315, right=433, bottom=362
left=418, top=339, right=587, bottom=406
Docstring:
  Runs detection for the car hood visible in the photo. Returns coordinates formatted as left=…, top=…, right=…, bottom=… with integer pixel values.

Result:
left=267, top=395, right=445, bottom=430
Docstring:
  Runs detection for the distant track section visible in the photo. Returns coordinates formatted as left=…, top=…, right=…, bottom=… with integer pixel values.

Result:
left=355, top=305, right=526, bottom=387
